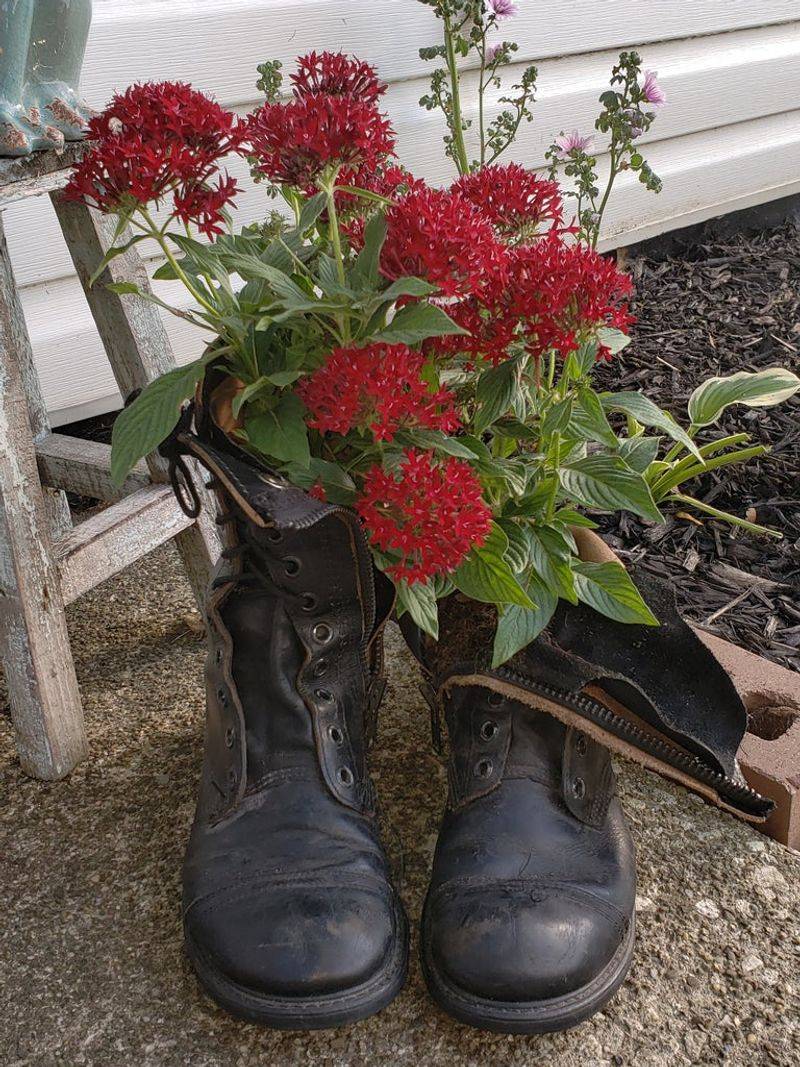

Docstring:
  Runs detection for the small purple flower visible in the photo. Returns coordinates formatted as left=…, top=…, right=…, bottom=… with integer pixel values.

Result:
left=486, top=43, right=503, bottom=63
left=641, top=70, right=666, bottom=108
left=554, top=130, right=594, bottom=160
left=485, top=0, right=519, bottom=19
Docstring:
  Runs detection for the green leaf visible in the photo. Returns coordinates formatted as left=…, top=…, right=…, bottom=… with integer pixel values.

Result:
left=375, top=301, right=468, bottom=345
left=572, top=562, right=659, bottom=626
left=541, top=395, right=573, bottom=437
left=563, top=339, right=600, bottom=380
left=266, top=369, right=304, bottom=387
left=559, top=455, right=663, bottom=523
left=89, top=234, right=148, bottom=287
left=526, top=525, right=578, bottom=603
left=350, top=213, right=387, bottom=288
left=396, top=580, right=439, bottom=640
left=498, top=520, right=530, bottom=573
left=282, top=456, right=356, bottom=505
left=474, top=358, right=519, bottom=434
left=336, top=184, right=394, bottom=206
left=245, top=393, right=310, bottom=469
left=298, top=191, right=327, bottom=232
left=453, top=524, right=534, bottom=608
left=106, top=281, right=142, bottom=296
left=619, top=435, right=661, bottom=472
left=572, top=386, right=618, bottom=448
left=378, top=276, right=437, bottom=303
left=552, top=507, right=598, bottom=529
left=492, top=573, right=557, bottom=667
left=596, top=326, right=631, bottom=355
left=687, top=368, right=800, bottom=428
left=395, top=428, right=477, bottom=459
left=601, top=392, right=701, bottom=460
left=110, top=355, right=213, bottom=487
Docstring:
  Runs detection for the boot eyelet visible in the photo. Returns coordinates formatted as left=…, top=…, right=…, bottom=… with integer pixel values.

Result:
left=480, top=720, right=498, bottom=742
left=575, top=733, right=588, bottom=756
left=283, top=556, right=301, bottom=577
left=313, top=659, right=328, bottom=678
left=216, top=687, right=228, bottom=707
left=573, top=777, right=586, bottom=800
left=475, top=758, right=493, bottom=779
left=315, top=688, right=334, bottom=704
left=487, top=692, right=504, bottom=707
left=225, top=727, right=235, bottom=749
left=312, top=622, right=333, bottom=644
left=214, top=649, right=222, bottom=665
left=267, top=528, right=283, bottom=543
left=338, top=767, right=354, bottom=787
left=328, top=725, right=344, bottom=746
left=300, top=593, right=318, bottom=612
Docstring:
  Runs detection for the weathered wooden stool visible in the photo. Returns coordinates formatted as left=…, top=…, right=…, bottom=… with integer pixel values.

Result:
left=0, top=146, right=220, bottom=781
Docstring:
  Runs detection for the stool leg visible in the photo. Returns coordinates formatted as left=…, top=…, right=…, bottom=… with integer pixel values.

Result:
left=0, top=217, right=86, bottom=778
left=52, top=194, right=221, bottom=603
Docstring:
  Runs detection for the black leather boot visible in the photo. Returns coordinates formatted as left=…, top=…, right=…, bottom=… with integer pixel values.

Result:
left=171, top=411, right=408, bottom=1028
left=405, top=608, right=636, bottom=1032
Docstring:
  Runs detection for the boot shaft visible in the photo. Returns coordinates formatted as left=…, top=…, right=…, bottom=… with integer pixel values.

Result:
left=165, top=404, right=393, bottom=824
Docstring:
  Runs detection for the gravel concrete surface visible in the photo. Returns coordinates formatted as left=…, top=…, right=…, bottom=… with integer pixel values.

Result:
left=1, top=545, right=799, bottom=1067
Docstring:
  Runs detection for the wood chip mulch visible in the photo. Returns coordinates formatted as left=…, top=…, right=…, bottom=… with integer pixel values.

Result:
left=595, top=223, right=800, bottom=673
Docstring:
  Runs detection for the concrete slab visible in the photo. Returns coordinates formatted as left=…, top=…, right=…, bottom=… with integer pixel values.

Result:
left=1, top=545, right=799, bottom=1067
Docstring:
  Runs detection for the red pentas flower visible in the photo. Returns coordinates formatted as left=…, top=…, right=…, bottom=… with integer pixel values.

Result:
left=297, top=342, right=460, bottom=442
left=247, top=93, right=395, bottom=187
left=511, top=237, right=634, bottom=358
left=291, top=52, right=386, bottom=103
left=453, top=163, right=564, bottom=241
left=429, top=235, right=634, bottom=366
left=64, top=81, right=243, bottom=236
left=380, top=185, right=509, bottom=298
left=357, top=450, right=493, bottom=584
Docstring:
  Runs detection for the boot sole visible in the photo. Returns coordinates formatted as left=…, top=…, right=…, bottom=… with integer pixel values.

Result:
left=185, top=898, right=409, bottom=1030
left=420, top=909, right=635, bottom=1034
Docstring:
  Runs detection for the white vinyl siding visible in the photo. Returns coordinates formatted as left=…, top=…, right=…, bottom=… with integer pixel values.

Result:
left=5, top=0, right=800, bottom=423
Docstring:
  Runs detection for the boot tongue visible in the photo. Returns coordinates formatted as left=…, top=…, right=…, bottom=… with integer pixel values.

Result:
left=544, top=567, right=747, bottom=779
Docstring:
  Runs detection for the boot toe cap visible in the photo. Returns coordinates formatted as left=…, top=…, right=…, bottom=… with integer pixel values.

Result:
left=427, top=882, right=628, bottom=1004
left=186, top=881, right=398, bottom=999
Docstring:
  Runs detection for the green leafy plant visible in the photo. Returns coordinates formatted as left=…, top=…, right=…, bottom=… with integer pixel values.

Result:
left=65, top=45, right=799, bottom=665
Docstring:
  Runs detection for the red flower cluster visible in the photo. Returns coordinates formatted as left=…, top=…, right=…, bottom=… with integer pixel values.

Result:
left=291, top=51, right=386, bottom=103
left=510, top=237, right=634, bottom=358
left=298, top=342, right=460, bottom=441
left=453, top=163, right=563, bottom=241
left=64, top=82, right=243, bottom=236
left=247, top=52, right=395, bottom=187
left=432, top=235, right=634, bottom=365
left=380, top=185, right=508, bottom=298
left=357, top=450, right=492, bottom=584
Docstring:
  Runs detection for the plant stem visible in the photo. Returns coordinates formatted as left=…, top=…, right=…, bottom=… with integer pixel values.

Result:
left=140, top=209, right=218, bottom=320
left=478, top=33, right=487, bottom=166
left=443, top=12, right=470, bottom=175
left=545, top=432, right=561, bottom=521
left=651, top=445, right=767, bottom=501
left=592, top=146, right=617, bottom=249
left=667, top=493, right=782, bottom=539
left=322, top=179, right=350, bottom=342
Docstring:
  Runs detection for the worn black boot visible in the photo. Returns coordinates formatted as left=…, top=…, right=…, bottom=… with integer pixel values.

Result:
left=170, top=407, right=408, bottom=1028
left=404, top=607, right=636, bottom=1032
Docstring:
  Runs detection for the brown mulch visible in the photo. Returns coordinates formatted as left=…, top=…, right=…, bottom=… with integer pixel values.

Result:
left=596, top=223, right=800, bottom=673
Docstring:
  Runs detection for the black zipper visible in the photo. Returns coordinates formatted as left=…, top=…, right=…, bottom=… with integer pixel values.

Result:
left=491, top=666, right=772, bottom=819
